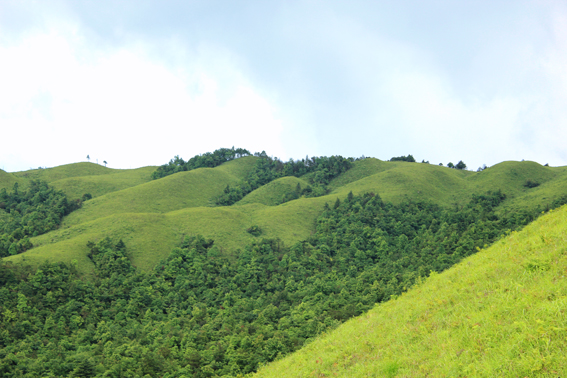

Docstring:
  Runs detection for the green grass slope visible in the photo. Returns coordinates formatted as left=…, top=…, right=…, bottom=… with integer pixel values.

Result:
left=328, top=161, right=474, bottom=206
left=0, top=169, right=23, bottom=191
left=49, top=166, right=156, bottom=199
left=237, top=176, right=311, bottom=206
left=4, top=213, right=175, bottom=274
left=61, top=157, right=258, bottom=227
left=5, top=200, right=323, bottom=273
left=254, top=205, right=567, bottom=378
left=12, top=162, right=114, bottom=182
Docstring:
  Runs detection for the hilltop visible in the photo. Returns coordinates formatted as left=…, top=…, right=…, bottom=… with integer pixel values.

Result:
left=254, top=204, right=567, bottom=377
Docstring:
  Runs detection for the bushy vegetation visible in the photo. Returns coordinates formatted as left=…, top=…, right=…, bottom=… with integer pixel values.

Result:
left=0, top=181, right=80, bottom=257
left=151, top=147, right=252, bottom=180
left=215, top=154, right=354, bottom=206
left=389, top=154, right=416, bottom=162
left=1, top=190, right=563, bottom=377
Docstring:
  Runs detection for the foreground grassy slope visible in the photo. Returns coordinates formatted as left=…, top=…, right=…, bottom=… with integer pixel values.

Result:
left=254, top=205, right=567, bottom=377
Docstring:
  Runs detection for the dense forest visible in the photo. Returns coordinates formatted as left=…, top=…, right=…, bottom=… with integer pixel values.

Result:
left=1, top=185, right=564, bottom=377
left=0, top=181, right=80, bottom=258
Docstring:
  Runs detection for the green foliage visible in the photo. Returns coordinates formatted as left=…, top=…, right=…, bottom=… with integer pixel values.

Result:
left=389, top=154, right=416, bottom=162
left=455, top=160, right=467, bottom=170
left=0, top=180, right=80, bottom=257
left=215, top=154, right=354, bottom=206
left=246, top=225, right=262, bottom=236
left=254, top=205, right=567, bottom=377
left=151, top=147, right=252, bottom=179
left=523, top=179, right=540, bottom=188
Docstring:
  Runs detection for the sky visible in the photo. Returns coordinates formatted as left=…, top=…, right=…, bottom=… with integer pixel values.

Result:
left=1, top=0, right=566, bottom=172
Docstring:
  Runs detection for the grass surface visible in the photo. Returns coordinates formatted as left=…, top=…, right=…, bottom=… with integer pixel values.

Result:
left=12, top=162, right=115, bottom=182
left=0, top=169, right=23, bottom=191
left=49, top=166, right=156, bottom=199
left=238, top=176, right=311, bottom=206
left=253, top=205, right=567, bottom=377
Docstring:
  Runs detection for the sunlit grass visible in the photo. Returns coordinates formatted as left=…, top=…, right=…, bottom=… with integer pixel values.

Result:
left=253, top=205, right=567, bottom=377
left=238, top=176, right=311, bottom=206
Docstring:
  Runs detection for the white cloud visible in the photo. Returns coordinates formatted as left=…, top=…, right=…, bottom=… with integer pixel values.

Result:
left=0, top=27, right=284, bottom=171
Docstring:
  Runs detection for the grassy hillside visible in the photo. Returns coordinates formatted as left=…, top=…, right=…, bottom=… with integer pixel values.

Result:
left=49, top=166, right=156, bottom=199
left=253, top=205, right=567, bottom=377
left=12, top=162, right=114, bottom=182
left=328, top=160, right=473, bottom=206
left=0, top=169, right=23, bottom=191
left=61, top=157, right=258, bottom=227
left=3, top=157, right=567, bottom=278
left=238, top=176, right=311, bottom=206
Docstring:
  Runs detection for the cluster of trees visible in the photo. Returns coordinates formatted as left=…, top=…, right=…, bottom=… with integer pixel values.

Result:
left=1, top=189, right=561, bottom=377
left=447, top=161, right=467, bottom=170
left=0, top=181, right=80, bottom=257
left=215, top=154, right=354, bottom=206
left=390, top=154, right=416, bottom=162
left=151, top=147, right=252, bottom=180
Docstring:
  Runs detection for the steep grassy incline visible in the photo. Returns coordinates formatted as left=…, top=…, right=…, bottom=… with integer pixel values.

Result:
left=254, top=205, right=567, bottom=377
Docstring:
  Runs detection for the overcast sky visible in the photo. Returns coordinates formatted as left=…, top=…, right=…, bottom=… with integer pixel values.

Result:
left=1, top=0, right=566, bottom=172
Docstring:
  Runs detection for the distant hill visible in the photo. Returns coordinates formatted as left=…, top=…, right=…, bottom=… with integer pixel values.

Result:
left=3, top=157, right=567, bottom=275
left=254, top=204, right=567, bottom=377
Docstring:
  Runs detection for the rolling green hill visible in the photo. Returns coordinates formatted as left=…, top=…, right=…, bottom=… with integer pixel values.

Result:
left=3, top=157, right=567, bottom=277
left=12, top=162, right=115, bottom=182
left=253, top=204, right=567, bottom=377
left=48, top=166, right=156, bottom=200
left=237, top=176, right=311, bottom=206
